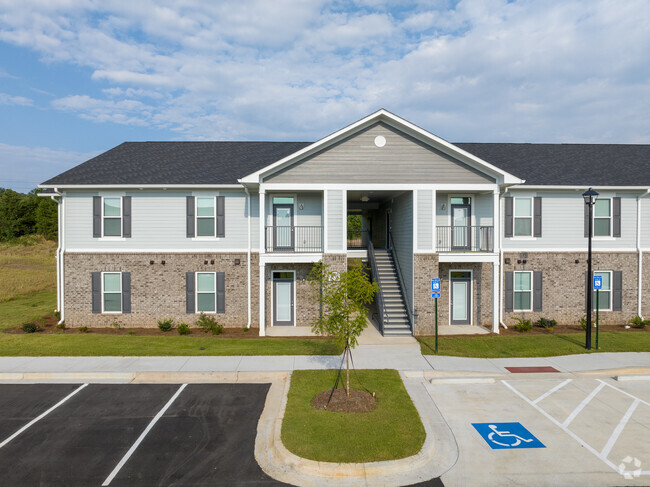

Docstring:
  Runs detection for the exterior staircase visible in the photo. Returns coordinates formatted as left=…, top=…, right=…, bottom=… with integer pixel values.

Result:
left=373, top=249, right=412, bottom=336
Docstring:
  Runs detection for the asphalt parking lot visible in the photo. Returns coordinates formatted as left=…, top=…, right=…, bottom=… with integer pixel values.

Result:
left=426, top=375, right=650, bottom=487
left=0, top=383, right=288, bottom=486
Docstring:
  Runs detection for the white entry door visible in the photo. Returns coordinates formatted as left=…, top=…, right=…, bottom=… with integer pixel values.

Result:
left=273, top=272, right=294, bottom=326
left=450, top=271, right=471, bottom=325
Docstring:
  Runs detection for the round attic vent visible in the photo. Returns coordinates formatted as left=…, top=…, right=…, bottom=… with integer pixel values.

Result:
left=374, top=135, right=386, bottom=147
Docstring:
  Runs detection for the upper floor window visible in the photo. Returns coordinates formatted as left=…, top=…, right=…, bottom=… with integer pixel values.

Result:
left=593, top=199, right=611, bottom=237
left=514, top=198, right=532, bottom=237
left=196, top=197, right=216, bottom=237
left=514, top=270, right=532, bottom=311
left=103, top=197, right=122, bottom=237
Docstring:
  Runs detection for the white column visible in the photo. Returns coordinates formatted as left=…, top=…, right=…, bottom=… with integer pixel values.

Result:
left=259, top=262, right=266, bottom=336
left=432, top=189, right=437, bottom=253
left=493, top=190, right=501, bottom=333
left=259, top=188, right=266, bottom=256
left=259, top=188, right=266, bottom=336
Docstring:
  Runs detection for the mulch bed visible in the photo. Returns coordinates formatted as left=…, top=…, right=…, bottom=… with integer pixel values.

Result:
left=4, top=315, right=332, bottom=339
left=491, top=324, right=648, bottom=336
left=311, top=388, right=377, bottom=413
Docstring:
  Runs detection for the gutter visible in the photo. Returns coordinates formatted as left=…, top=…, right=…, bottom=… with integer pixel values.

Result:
left=244, top=186, right=252, bottom=329
left=638, top=190, right=650, bottom=319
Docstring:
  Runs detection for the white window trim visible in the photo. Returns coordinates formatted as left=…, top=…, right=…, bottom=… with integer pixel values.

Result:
left=512, top=197, right=533, bottom=238
left=593, top=270, right=612, bottom=312
left=101, top=271, right=122, bottom=314
left=593, top=198, right=612, bottom=238
left=271, top=270, right=296, bottom=327
left=195, top=196, right=218, bottom=239
left=102, top=196, right=122, bottom=238
left=195, top=271, right=217, bottom=314
left=448, top=269, right=473, bottom=326
left=513, top=270, right=533, bottom=312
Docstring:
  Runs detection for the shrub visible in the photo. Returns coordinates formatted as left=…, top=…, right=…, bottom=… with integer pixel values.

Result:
left=157, top=318, right=174, bottom=332
left=177, top=323, right=190, bottom=335
left=56, top=322, right=66, bottom=330
left=54, top=310, right=61, bottom=320
left=243, top=327, right=250, bottom=332
left=580, top=315, right=587, bottom=330
left=629, top=316, right=648, bottom=329
left=196, top=313, right=223, bottom=335
left=78, top=326, right=88, bottom=333
left=534, top=317, right=557, bottom=331
left=110, top=320, right=121, bottom=329
left=128, top=330, right=135, bottom=335
left=513, top=318, right=532, bottom=332
left=22, top=322, right=41, bottom=333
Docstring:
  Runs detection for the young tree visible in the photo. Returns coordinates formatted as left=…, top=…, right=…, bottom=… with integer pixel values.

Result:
left=307, top=260, right=379, bottom=396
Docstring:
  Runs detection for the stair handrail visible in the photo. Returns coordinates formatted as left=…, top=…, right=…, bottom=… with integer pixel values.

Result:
left=367, top=239, right=389, bottom=335
left=388, top=231, right=414, bottom=334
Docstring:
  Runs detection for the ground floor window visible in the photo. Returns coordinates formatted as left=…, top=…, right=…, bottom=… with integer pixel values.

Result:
left=196, top=272, right=216, bottom=313
left=514, top=271, right=532, bottom=312
left=593, top=271, right=611, bottom=311
left=102, top=272, right=122, bottom=313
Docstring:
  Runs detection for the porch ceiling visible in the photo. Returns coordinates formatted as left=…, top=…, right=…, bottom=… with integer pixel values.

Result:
left=346, top=190, right=406, bottom=204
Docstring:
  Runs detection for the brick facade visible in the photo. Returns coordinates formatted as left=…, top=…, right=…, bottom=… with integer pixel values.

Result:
left=264, top=262, right=320, bottom=327
left=502, top=252, right=639, bottom=326
left=64, top=252, right=256, bottom=328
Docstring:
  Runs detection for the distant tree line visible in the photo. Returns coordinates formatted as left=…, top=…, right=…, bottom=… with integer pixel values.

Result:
left=0, top=188, right=58, bottom=241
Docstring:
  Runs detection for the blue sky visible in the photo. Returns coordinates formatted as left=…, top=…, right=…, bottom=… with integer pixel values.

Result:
left=1, top=0, right=649, bottom=192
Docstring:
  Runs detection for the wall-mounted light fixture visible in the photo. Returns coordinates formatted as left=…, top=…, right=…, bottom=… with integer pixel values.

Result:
left=298, top=203, right=304, bottom=210
left=441, top=203, right=446, bottom=210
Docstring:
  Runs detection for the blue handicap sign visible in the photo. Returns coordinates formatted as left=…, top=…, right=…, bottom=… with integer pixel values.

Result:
left=431, top=278, right=441, bottom=298
left=472, top=422, right=545, bottom=449
left=593, top=275, right=602, bottom=290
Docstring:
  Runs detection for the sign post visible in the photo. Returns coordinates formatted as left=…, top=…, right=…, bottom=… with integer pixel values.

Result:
left=431, top=278, right=441, bottom=353
left=593, top=275, right=602, bottom=349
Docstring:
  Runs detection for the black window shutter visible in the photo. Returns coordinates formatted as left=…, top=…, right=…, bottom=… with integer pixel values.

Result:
left=504, top=198, right=513, bottom=238
left=93, top=196, right=101, bottom=238
left=505, top=271, right=514, bottom=312
left=584, top=203, right=590, bottom=238
left=612, top=271, right=623, bottom=311
left=612, top=197, right=621, bottom=238
left=122, top=272, right=131, bottom=313
left=533, top=271, right=542, bottom=311
left=216, top=196, right=225, bottom=238
left=533, top=197, right=542, bottom=237
left=186, top=272, right=195, bottom=313
left=216, top=272, right=225, bottom=313
left=122, top=196, right=132, bottom=238
left=186, top=196, right=195, bottom=238
left=92, top=272, right=101, bottom=313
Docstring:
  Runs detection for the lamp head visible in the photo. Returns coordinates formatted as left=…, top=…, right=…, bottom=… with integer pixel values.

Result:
left=582, top=187, right=599, bottom=204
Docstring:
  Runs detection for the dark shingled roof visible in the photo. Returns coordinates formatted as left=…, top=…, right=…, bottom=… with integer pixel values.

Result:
left=455, top=143, right=650, bottom=186
left=42, top=141, right=650, bottom=187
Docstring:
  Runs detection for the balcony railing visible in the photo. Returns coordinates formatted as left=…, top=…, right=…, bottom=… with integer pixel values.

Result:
left=347, top=229, right=368, bottom=249
left=437, top=226, right=494, bottom=252
left=265, top=226, right=323, bottom=253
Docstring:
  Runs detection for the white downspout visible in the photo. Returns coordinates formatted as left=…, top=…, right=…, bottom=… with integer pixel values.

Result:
left=244, top=186, right=252, bottom=329
left=638, top=190, right=649, bottom=318
left=499, top=187, right=507, bottom=329
left=58, top=191, right=65, bottom=324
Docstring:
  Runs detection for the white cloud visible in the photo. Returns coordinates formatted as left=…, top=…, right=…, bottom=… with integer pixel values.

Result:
left=0, top=0, right=648, bottom=142
left=0, top=142, right=98, bottom=191
left=0, top=92, right=33, bottom=106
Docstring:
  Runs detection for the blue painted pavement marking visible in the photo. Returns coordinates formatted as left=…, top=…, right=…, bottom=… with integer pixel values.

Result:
left=472, top=422, right=545, bottom=449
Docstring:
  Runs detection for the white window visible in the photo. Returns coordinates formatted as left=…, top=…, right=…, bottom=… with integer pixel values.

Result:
left=593, top=271, right=611, bottom=311
left=196, top=272, right=216, bottom=313
left=102, top=272, right=122, bottom=313
left=514, top=198, right=532, bottom=237
left=514, top=271, right=532, bottom=311
left=593, top=199, right=611, bottom=237
left=103, top=197, right=122, bottom=237
left=196, top=197, right=215, bottom=237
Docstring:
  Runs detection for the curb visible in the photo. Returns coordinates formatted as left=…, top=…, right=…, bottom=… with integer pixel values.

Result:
left=254, top=373, right=457, bottom=486
left=0, top=371, right=289, bottom=383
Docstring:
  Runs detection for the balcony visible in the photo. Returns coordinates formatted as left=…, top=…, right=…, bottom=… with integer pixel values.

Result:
left=265, top=226, right=323, bottom=253
left=437, top=226, right=494, bottom=252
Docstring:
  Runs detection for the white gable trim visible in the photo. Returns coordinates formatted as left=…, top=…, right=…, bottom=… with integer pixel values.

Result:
left=239, top=109, right=524, bottom=186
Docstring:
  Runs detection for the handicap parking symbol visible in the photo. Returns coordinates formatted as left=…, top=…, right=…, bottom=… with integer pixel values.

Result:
left=472, top=422, right=545, bottom=449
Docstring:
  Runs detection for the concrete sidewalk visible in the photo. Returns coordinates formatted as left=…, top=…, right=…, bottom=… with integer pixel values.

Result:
left=0, top=347, right=649, bottom=376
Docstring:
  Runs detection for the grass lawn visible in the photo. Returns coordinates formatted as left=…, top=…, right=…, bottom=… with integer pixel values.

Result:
left=0, top=237, right=56, bottom=302
left=282, top=369, right=425, bottom=463
left=418, top=331, right=650, bottom=358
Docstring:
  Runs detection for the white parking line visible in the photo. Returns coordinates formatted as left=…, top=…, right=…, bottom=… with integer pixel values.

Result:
left=532, top=379, right=572, bottom=405
left=597, top=379, right=650, bottom=407
left=562, top=382, right=605, bottom=427
left=0, top=383, right=88, bottom=450
left=102, top=383, right=187, bottom=486
left=600, top=399, right=640, bottom=459
left=502, top=380, right=650, bottom=477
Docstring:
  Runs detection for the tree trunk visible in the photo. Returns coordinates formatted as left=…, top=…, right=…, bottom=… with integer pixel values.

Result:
left=346, top=340, right=350, bottom=397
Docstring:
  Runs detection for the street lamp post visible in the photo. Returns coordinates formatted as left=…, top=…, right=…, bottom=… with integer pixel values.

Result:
left=583, top=187, right=599, bottom=350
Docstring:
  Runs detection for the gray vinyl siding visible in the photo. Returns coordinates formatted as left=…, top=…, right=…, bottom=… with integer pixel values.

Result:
left=416, top=190, right=433, bottom=251
left=474, top=193, right=494, bottom=227
left=642, top=197, right=650, bottom=249
left=250, top=192, right=259, bottom=250
left=65, top=190, right=250, bottom=251
left=327, top=190, right=344, bottom=251
left=502, top=191, right=638, bottom=250
left=265, top=123, right=495, bottom=184
left=391, top=192, right=414, bottom=311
